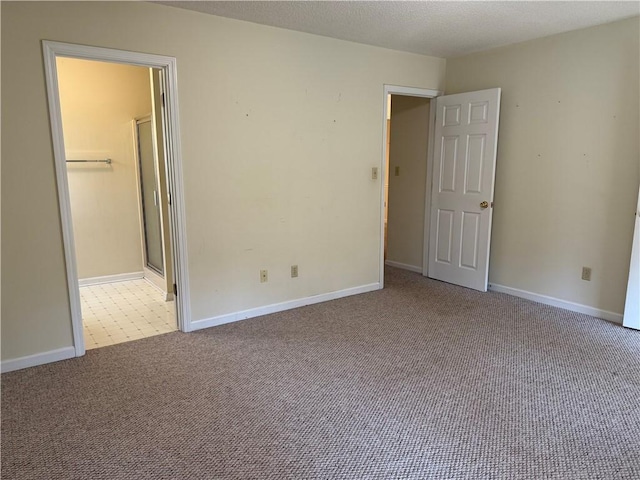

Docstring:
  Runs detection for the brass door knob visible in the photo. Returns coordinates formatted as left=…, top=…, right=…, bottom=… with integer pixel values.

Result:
left=480, top=201, right=489, bottom=209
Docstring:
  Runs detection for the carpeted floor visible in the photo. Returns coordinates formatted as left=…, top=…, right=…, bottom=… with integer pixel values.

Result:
left=2, top=267, right=640, bottom=479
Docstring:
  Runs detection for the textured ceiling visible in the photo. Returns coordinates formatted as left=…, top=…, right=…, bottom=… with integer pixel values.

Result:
left=156, top=1, right=639, bottom=58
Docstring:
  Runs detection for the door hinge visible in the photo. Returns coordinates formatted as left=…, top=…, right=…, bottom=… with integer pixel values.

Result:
left=161, top=92, right=165, bottom=107
left=168, top=192, right=172, bottom=206
left=173, top=283, right=178, bottom=296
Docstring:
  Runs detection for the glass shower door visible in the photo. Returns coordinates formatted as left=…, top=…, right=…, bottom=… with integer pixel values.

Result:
left=137, top=118, right=164, bottom=276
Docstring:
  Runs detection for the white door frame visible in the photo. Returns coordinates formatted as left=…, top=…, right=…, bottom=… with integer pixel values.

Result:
left=42, top=41, right=192, bottom=358
left=380, top=85, right=442, bottom=287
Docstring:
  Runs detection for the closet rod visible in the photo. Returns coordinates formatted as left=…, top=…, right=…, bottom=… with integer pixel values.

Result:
left=66, top=158, right=112, bottom=164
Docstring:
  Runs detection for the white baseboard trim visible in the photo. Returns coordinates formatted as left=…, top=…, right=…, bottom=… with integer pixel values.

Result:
left=1, top=346, right=76, bottom=373
left=191, top=282, right=382, bottom=331
left=78, top=271, right=144, bottom=287
left=385, top=260, right=423, bottom=274
left=142, top=268, right=174, bottom=301
left=143, top=267, right=165, bottom=290
left=488, top=283, right=623, bottom=324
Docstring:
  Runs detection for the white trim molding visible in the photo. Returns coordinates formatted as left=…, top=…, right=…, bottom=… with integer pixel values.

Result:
left=143, top=267, right=166, bottom=292
left=142, top=275, right=174, bottom=302
left=489, top=283, right=623, bottom=324
left=191, top=283, right=381, bottom=331
left=385, top=260, right=423, bottom=274
left=380, top=85, right=443, bottom=289
left=78, top=271, right=145, bottom=287
left=42, top=40, right=192, bottom=358
left=422, top=103, right=438, bottom=277
left=1, top=347, right=76, bottom=374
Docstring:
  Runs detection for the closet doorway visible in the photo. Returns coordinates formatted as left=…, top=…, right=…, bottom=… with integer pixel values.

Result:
left=43, top=41, right=191, bottom=357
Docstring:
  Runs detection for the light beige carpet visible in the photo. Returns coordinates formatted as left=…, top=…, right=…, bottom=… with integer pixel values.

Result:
left=2, top=267, right=640, bottom=479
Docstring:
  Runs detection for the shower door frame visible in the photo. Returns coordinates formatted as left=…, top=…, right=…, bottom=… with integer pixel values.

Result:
left=134, top=115, right=166, bottom=279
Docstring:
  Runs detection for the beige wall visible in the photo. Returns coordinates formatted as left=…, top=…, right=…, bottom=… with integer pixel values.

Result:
left=59, top=58, right=151, bottom=279
left=387, top=96, right=431, bottom=269
left=0, top=1, right=446, bottom=360
left=446, top=17, right=640, bottom=314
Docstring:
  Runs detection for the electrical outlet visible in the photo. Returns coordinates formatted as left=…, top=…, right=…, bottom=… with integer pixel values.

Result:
left=372, top=167, right=378, bottom=180
left=581, top=266, right=592, bottom=281
left=260, top=269, right=268, bottom=283
left=395, top=166, right=400, bottom=176
left=291, top=265, right=298, bottom=278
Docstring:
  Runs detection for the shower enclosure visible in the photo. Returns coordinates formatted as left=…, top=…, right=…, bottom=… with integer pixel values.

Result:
left=136, top=117, right=164, bottom=276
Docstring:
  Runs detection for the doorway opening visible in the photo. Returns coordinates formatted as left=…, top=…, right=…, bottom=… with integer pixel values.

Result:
left=380, top=86, right=502, bottom=292
left=43, top=41, right=191, bottom=357
left=380, top=86, right=440, bottom=286
left=385, top=94, right=432, bottom=273
left=57, top=58, right=176, bottom=349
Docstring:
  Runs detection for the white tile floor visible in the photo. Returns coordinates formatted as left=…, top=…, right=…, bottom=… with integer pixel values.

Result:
left=80, top=279, right=176, bottom=350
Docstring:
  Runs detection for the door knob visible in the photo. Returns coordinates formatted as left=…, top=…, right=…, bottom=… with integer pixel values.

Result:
left=480, top=201, right=489, bottom=209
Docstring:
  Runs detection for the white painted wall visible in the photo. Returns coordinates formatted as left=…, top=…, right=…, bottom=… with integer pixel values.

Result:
left=386, top=96, right=431, bottom=270
left=446, top=17, right=640, bottom=315
left=58, top=58, right=151, bottom=280
left=0, top=1, right=446, bottom=361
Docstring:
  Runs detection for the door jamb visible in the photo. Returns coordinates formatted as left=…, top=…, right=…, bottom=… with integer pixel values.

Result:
left=42, top=40, right=192, bottom=358
left=380, top=85, right=442, bottom=287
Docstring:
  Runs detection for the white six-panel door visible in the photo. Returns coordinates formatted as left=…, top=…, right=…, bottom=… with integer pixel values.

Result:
left=623, top=186, right=640, bottom=330
left=428, top=88, right=501, bottom=292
